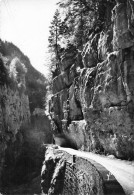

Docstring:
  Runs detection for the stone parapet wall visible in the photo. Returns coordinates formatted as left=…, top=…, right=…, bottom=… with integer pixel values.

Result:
left=41, top=147, right=125, bottom=195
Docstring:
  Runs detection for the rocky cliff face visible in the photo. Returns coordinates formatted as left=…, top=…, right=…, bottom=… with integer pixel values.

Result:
left=0, top=42, right=51, bottom=193
left=0, top=55, right=30, bottom=185
left=49, top=0, right=134, bottom=160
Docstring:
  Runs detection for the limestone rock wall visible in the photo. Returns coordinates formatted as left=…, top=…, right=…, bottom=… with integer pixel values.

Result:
left=49, top=0, right=134, bottom=160
left=0, top=56, right=30, bottom=185
left=0, top=87, right=30, bottom=134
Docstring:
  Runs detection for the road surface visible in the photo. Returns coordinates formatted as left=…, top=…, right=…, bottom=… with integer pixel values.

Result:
left=59, top=148, right=134, bottom=195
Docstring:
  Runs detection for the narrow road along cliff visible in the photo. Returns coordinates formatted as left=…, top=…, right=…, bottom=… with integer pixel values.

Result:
left=60, top=148, right=134, bottom=195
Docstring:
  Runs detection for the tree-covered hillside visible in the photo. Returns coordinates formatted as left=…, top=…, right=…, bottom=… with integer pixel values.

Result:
left=0, top=39, right=48, bottom=113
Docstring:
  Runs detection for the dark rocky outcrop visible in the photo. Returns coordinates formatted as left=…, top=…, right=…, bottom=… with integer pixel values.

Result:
left=53, top=133, right=78, bottom=149
left=41, top=146, right=66, bottom=195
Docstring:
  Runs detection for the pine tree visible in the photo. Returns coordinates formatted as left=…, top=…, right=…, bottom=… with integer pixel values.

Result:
left=57, top=0, right=95, bottom=49
left=48, top=9, right=62, bottom=60
left=48, top=0, right=109, bottom=60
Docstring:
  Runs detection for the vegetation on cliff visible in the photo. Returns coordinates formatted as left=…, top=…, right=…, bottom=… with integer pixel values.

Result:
left=0, top=39, right=48, bottom=113
left=48, top=0, right=115, bottom=72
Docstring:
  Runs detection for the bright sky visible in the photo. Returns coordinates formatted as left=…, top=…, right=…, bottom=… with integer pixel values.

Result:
left=0, top=0, right=59, bottom=77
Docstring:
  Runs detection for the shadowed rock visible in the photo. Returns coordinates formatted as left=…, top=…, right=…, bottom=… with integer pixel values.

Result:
left=53, top=133, right=78, bottom=150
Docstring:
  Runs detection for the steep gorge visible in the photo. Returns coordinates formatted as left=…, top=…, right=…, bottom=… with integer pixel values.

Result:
left=0, top=41, right=52, bottom=194
left=1, top=0, right=134, bottom=194
left=41, top=1, right=134, bottom=194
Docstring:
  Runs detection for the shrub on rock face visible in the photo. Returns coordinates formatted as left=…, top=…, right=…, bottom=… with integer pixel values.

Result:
left=9, top=57, right=27, bottom=93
